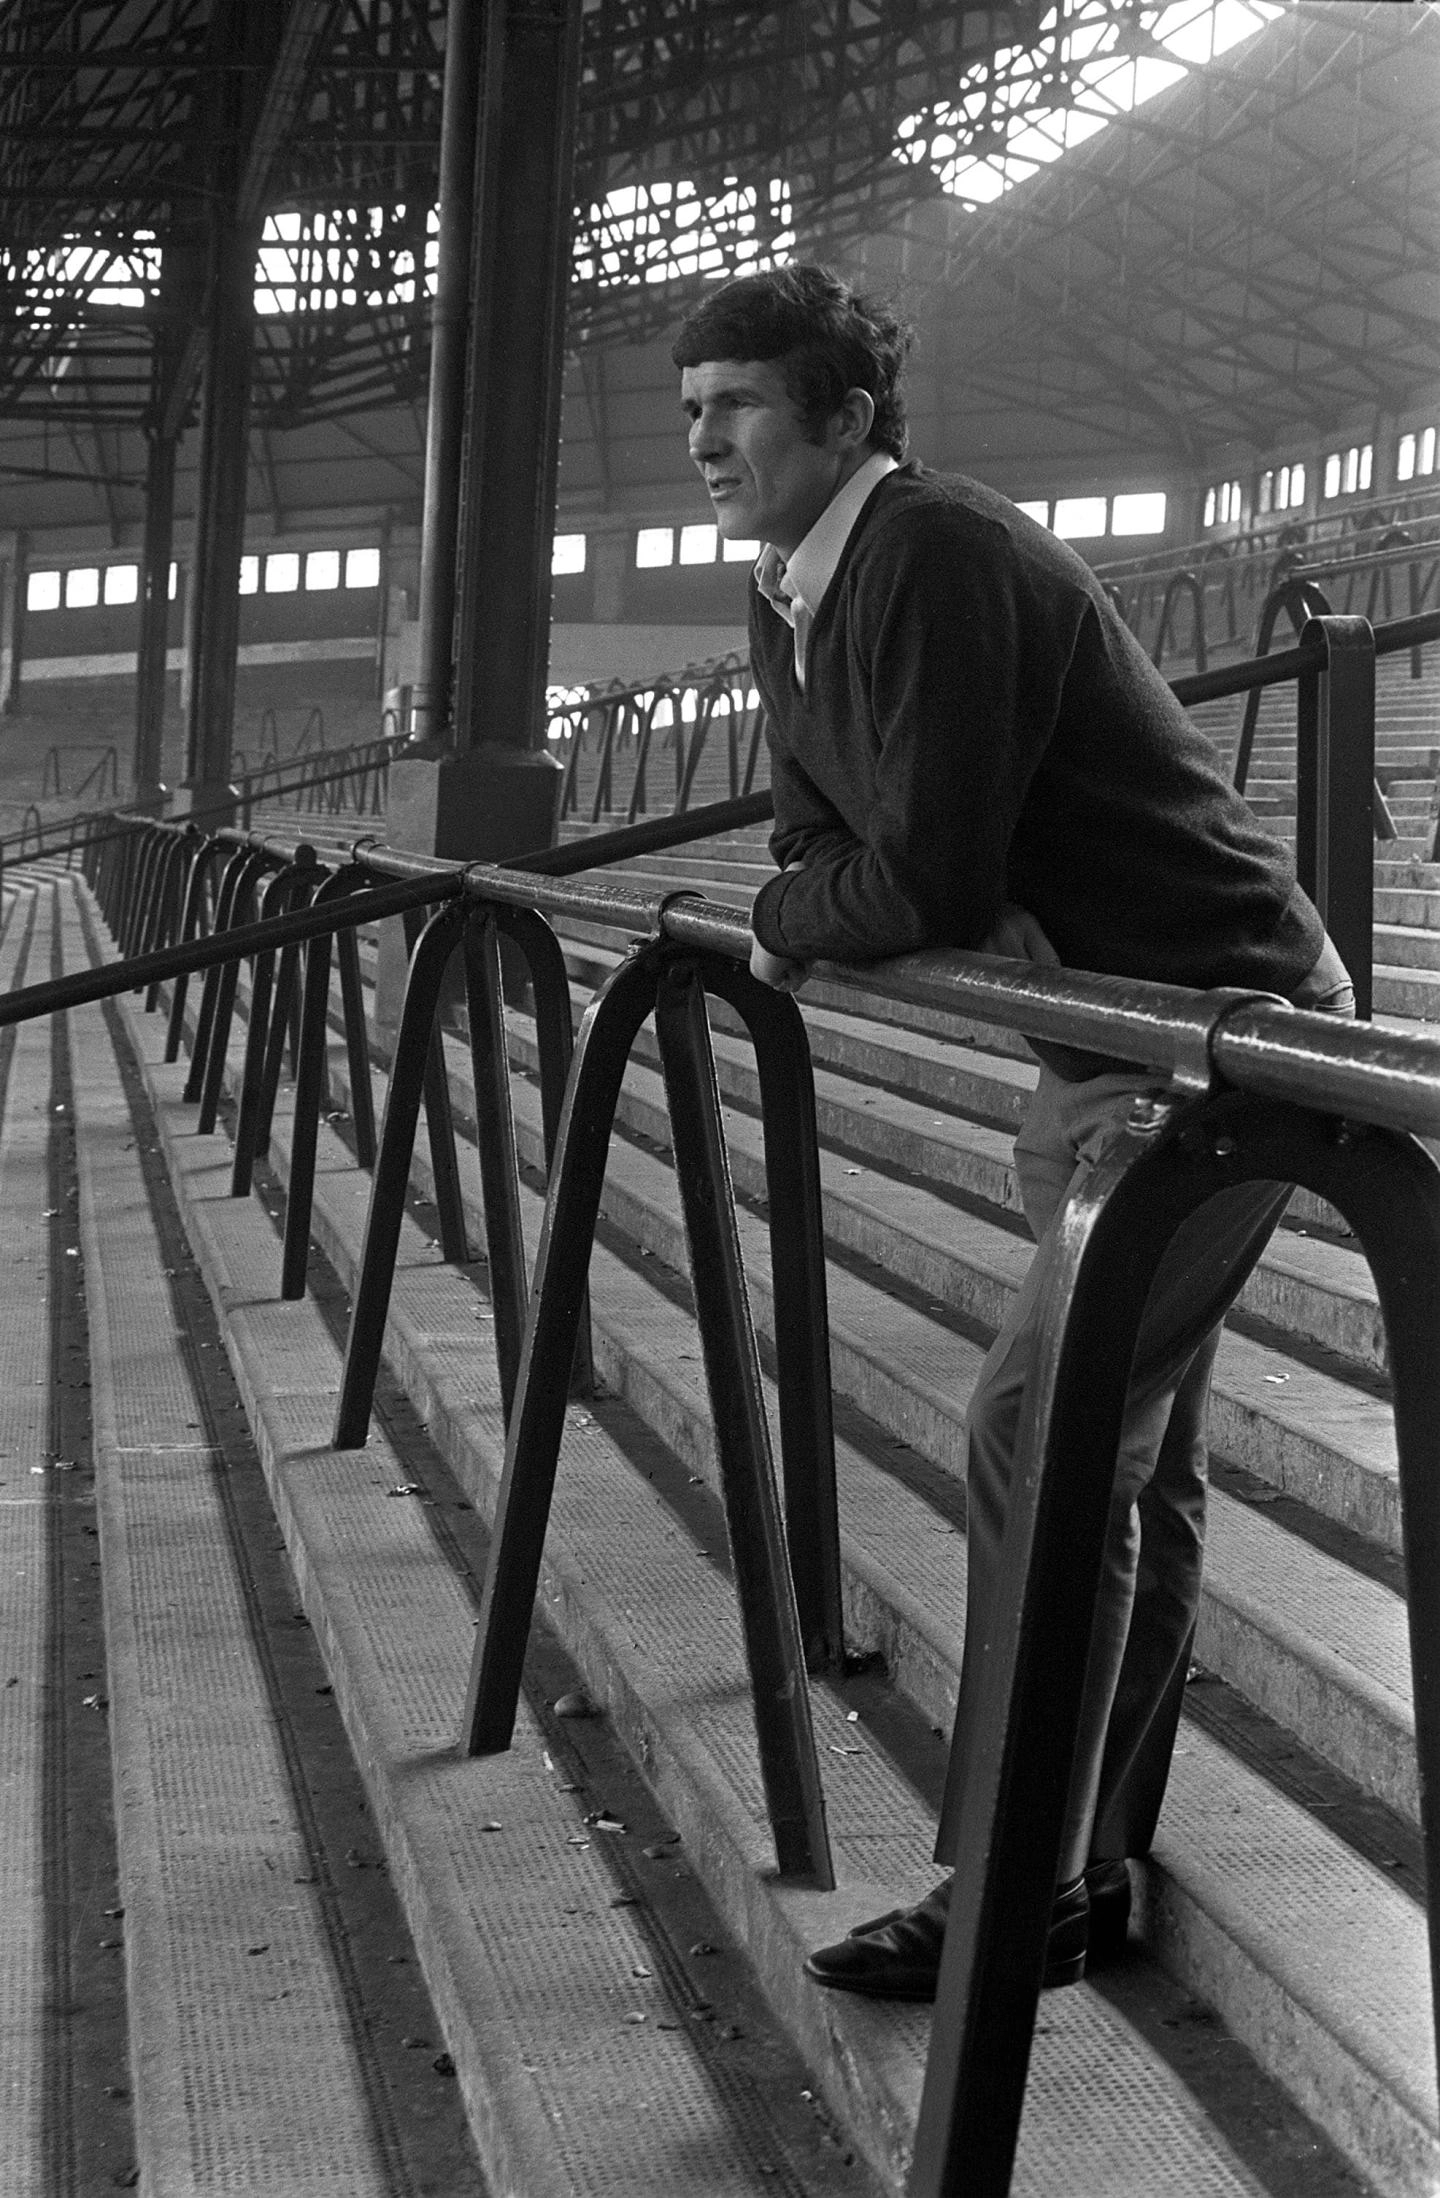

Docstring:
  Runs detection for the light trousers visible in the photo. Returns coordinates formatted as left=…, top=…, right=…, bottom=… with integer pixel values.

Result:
left=936, top=945, right=1354, bottom=1884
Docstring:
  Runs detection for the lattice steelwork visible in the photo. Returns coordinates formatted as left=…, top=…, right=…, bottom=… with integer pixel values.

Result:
left=0, top=0, right=1435, bottom=456
left=894, top=0, right=1283, bottom=206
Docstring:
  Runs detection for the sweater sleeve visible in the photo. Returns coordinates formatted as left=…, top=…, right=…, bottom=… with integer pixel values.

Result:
left=766, top=739, right=862, bottom=873
left=752, top=517, right=1076, bottom=965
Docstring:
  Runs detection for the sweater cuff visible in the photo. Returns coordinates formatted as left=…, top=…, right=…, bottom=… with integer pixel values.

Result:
left=751, top=871, right=800, bottom=958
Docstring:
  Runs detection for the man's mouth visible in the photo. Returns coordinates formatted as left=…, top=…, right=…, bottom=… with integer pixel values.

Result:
left=706, top=477, right=740, bottom=499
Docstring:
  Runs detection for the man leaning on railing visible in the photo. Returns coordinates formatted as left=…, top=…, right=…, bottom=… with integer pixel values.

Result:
left=672, top=262, right=1355, bottom=2002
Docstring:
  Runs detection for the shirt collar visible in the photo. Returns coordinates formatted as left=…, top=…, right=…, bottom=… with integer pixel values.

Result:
left=754, top=449, right=899, bottom=623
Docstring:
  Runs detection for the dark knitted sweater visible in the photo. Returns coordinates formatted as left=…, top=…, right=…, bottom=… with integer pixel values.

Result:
left=750, top=465, right=1323, bottom=1022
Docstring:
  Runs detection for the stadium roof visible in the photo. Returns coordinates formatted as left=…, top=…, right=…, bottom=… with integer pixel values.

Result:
left=1, top=0, right=1435, bottom=540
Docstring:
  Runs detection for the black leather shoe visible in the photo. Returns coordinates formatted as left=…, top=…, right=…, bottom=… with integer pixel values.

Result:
left=805, top=1870, right=1095, bottom=2003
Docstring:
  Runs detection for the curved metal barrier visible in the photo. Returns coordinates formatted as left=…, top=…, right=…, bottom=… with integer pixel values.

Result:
left=7, top=733, right=1437, bottom=2189
left=554, top=655, right=763, bottom=822
left=1150, top=567, right=1206, bottom=673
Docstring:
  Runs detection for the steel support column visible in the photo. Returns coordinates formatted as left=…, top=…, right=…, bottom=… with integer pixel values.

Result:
left=0, top=532, right=27, bottom=718
left=378, top=0, right=579, bottom=1033
left=180, top=198, right=255, bottom=822
left=407, top=0, right=485, bottom=755
left=134, top=420, right=178, bottom=808
left=451, top=0, right=583, bottom=756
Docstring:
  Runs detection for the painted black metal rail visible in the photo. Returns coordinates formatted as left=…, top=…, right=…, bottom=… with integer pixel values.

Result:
left=25, top=730, right=1440, bottom=2191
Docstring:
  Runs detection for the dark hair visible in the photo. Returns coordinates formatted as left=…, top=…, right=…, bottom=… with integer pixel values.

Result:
left=671, top=263, right=913, bottom=459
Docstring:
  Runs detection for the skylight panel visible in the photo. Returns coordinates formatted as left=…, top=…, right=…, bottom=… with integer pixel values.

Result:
left=897, top=0, right=1283, bottom=210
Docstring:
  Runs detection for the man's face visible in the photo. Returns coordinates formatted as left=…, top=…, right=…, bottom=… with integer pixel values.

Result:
left=680, top=356, right=847, bottom=557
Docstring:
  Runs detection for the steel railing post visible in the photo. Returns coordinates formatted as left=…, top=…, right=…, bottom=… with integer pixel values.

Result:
left=142, top=831, right=189, bottom=1011
left=401, top=902, right=470, bottom=1264
left=232, top=855, right=318, bottom=1195
left=461, top=949, right=662, bottom=1754
left=165, top=837, right=220, bottom=1062
left=653, top=955, right=835, bottom=1886
left=491, top=901, right=592, bottom=1391
left=333, top=899, right=471, bottom=1445
left=909, top=1091, right=1440, bottom=2197
left=698, top=954, right=844, bottom=1674
left=283, top=867, right=372, bottom=1298
left=183, top=844, right=257, bottom=1099
left=334, top=907, right=377, bottom=1167
left=195, top=849, right=275, bottom=1130
left=254, top=856, right=323, bottom=1155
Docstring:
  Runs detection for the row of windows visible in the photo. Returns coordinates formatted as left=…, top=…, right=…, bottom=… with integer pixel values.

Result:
left=1014, top=492, right=1167, bottom=539
left=1323, top=444, right=1373, bottom=499
left=239, top=547, right=381, bottom=595
left=1205, top=458, right=1318, bottom=527
left=1257, top=463, right=1305, bottom=516
left=26, top=547, right=382, bottom=613
left=608, top=492, right=1169, bottom=571
left=1204, top=428, right=1440, bottom=529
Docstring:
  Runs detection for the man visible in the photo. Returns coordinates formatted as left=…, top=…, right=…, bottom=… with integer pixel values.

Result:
left=672, top=264, right=1353, bottom=2002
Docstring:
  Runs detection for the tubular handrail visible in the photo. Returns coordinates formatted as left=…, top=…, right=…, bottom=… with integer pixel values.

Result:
left=86, top=811, right=1440, bottom=1146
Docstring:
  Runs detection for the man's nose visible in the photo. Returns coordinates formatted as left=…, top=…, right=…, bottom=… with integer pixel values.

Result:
left=689, top=411, right=725, bottom=462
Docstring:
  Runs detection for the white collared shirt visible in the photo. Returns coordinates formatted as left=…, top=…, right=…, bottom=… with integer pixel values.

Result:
left=754, top=449, right=899, bottom=688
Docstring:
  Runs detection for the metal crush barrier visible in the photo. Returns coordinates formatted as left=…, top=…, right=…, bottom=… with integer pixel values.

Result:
left=0, top=636, right=1431, bottom=2183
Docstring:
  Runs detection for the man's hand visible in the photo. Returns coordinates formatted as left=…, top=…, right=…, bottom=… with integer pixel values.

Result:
left=750, top=934, right=810, bottom=992
left=979, top=901, right=1060, bottom=966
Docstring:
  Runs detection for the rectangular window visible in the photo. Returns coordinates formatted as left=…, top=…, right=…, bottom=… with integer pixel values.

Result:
left=1421, top=426, right=1437, bottom=476
left=1257, top=471, right=1273, bottom=515
left=65, top=567, right=100, bottom=608
left=345, top=546, right=381, bottom=588
left=635, top=527, right=674, bottom=568
left=1359, top=443, right=1373, bottom=493
left=103, top=564, right=139, bottom=605
left=551, top=534, right=586, bottom=576
left=722, top=535, right=761, bottom=561
left=1015, top=500, right=1050, bottom=525
left=26, top=569, right=61, bottom=612
left=679, top=523, right=718, bottom=564
left=1343, top=446, right=1359, bottom=495
left=238, top=555, right=260, bottom=595
left=1111, top=492, right=1165, bottom=535
left=305, top=550, right=341, bottom=591
left=1288, top=462, right=1305, bottom=507
left=1203, top=486, right=1216, bottom=528
left=1324, top=452, right=1342, bottom=498
left=265, top=552, right=300, bottom=593
left=1276, top=467, right=1291, bottom=510
left=1053, top=496, right=1106, bottom=540
left=1397, top=433, right=1417, bottom=483
left=169, top=562, right=178, bottom=601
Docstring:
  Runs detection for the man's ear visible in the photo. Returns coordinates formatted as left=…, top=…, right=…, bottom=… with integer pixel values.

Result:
left=835, top=386, right=876, bottom=451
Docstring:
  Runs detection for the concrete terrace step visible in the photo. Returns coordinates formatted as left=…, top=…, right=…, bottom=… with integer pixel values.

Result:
left=111, top=958, right=1433, bottom=2198
left=1376, top=923, right=1440, bottom=973
left=0, top=874, right=490, bottom=2197
left=55, top=890, right=891, bottom=2198
left=198, top=899, right=1434, bottom=2177
left=64, top=912, right=490, bottom=2198
left=1374, top=963, right=1440, bottom=1020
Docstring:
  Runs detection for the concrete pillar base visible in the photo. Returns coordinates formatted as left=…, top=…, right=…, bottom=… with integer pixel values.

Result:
left=168, top=781, right=238, bottom=831
left=375, top=743, right=563, bottom=1042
